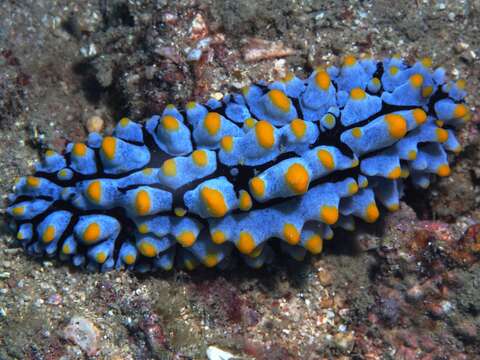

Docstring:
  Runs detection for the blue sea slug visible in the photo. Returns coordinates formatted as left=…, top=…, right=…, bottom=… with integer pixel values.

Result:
left=6, top=55, right=471, bottom=272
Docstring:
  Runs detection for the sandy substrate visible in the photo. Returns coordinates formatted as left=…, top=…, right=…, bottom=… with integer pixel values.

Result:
left=0, top=1, right=479, bottom=359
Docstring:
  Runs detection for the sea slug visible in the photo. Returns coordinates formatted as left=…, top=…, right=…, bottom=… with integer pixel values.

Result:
left=6, top=55, right=470, bottom=272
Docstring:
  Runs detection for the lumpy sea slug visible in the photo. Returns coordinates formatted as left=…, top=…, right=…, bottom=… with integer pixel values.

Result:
left=6, top=55, right=471, bottom=272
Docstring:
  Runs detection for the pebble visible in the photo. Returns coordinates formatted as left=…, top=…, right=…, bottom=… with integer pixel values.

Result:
left=145, top=66, right=157, bottom=80
left=273, top=58, right=287, bottom=78
left=427, top=300, right=454, bottom=319
left=63, top=316, right=100, bottom=356
left=211, top=92, right=224, bottom=101
left=0, top=260, right=12, bottom=268
left=440, top=300, right=454, bottom=315
left=47, top=293, right=63, bottom=306
left=454, top=42, right=470, bottom=54
left=406, top=284, right=424, bottom=302
left=317, top=268, right=333, bottom=286
left=162, top=12, right=178, bottom=25
left=206, top=346, right=237, bottom=360
left=333, top=331, right=355, bottom=353
left=187, top=48, right=202, bottom=62
left=86, top=115, right=104, bottom=133
left=190, top=13, right=208, bottom=41
left=155, top=46, right=182, bottom=64
left=3, top=248, right=22, bottom=255
left=80, top=43, right=97, bottom=57
left=186, top=36, right=214, bottom=62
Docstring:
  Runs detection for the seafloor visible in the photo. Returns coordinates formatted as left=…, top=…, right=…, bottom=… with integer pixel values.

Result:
left=0, top=1, right=479, bottom=359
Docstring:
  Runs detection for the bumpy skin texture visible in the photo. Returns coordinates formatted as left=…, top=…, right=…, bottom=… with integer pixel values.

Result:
left=6, top=56, right=470, bottom=272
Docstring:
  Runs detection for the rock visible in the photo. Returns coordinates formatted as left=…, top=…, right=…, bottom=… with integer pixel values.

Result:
left=190, top=13, right=208, bottom=41
left=63, top=316, right=100, bottom=356
left=86, top=115, right=104, bottom=133
left=242, top=38, right=297, bottom=62
left=91, top=56, right=113, bottom=88
left=154, top=46, right=183, bottom=64
left=426, top=300, right=454, bottom=319
left=406, top=284, right=424, bottom=303
left=318, top=268, right=333, bottom=286
left=378, top=297, right=400, bottom=325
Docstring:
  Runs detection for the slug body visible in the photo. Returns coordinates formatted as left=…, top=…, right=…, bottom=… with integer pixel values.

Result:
left=6, top=56, right=470, bottom=272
